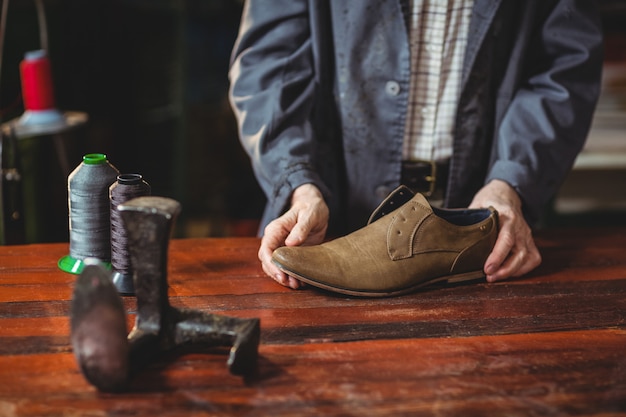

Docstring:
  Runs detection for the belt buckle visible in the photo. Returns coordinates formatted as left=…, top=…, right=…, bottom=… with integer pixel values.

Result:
left=417, top=159, right=437, bottom=197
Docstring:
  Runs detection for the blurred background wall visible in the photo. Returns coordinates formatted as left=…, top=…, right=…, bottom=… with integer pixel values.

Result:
left=0, top=0, right=265, bottom=244
left=0, top=0, right=624, bottom=244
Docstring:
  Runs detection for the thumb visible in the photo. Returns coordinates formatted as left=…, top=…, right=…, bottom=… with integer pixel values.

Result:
left=284, top=221, right=309, bottom=246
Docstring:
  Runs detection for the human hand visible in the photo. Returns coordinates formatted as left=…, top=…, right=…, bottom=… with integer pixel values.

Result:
left=258, top=183, right=329, bottom=289
left=469, top=179, right=542, bottom=282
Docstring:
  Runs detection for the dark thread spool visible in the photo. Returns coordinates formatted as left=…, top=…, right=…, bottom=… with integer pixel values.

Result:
left=109, top=174, right=151, bottom=295
left=58, top=153, right=119, bottom=274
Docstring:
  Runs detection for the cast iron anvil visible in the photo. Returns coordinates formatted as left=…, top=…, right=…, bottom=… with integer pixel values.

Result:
left=69, top=196, right=260, bottom=392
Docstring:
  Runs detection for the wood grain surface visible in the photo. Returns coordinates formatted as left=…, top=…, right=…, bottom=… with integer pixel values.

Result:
left=0, top=227, right=624, bottom=416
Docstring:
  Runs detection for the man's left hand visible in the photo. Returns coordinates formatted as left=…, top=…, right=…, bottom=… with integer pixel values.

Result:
left=469, top=179, right=542, bottom=282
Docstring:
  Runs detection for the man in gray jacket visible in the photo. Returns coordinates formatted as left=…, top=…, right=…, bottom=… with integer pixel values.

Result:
left=228, top=1, right=603, bottom=289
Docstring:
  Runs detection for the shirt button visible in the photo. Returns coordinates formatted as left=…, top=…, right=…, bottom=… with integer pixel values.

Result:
left=375, top=185, right=391, bottom=200
left=421, top=106, right=433, bottom=117
left=385, top=81, right=400, bottom=96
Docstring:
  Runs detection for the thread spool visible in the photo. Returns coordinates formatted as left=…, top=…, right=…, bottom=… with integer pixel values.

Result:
left=20, top=49, right=55, bottom=110
left=17, top=49, right=66, bottom=136
left=58, top=153, right=119, bottom=274
left=109, top=174, right=151, bottom=295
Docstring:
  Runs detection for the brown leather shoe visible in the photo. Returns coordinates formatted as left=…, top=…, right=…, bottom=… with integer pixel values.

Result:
left=272, top=186, right=499, bottom=297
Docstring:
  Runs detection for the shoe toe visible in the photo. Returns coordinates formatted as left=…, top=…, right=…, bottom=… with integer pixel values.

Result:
left=272, top=245, right=334, bottom=282
left=272, top=244, right=388, bottom=294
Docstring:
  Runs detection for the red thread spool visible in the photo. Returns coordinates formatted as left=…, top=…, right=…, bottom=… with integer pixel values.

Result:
left=19, top=50, right=56, bottom=111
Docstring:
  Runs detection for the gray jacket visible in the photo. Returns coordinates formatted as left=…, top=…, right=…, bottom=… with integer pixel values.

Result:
left=229, top=0, right=603, bottom=234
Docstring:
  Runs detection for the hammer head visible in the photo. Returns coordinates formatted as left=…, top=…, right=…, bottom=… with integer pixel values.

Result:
left=70, top=260, right=130, bottom=392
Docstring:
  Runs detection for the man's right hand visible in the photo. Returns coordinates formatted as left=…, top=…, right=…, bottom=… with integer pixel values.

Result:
left=258, top=183, right=329, bottom=289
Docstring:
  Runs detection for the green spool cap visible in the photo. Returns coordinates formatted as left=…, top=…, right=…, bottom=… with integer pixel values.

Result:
left=58, top=255, right=111, bottom=274
left=82, top=153, right=107, bottom=165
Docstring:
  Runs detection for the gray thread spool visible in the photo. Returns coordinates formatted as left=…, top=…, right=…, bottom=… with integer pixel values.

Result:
left=58, top=153, right=119, bottom=274
left=109, top=174, right=151, bottom=295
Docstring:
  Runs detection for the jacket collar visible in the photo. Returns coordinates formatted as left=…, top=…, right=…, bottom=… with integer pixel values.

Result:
left=462, top=0, right=503, bottom=90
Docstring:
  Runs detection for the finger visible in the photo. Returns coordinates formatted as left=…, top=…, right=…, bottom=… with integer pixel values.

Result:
left=258, top=222, right=291, bottom=281
left=285, top=224, right=307, bottom=246
left=511, top=239, right=542, bottom=277
left=287, top=276, right=303, bottom=289
left=258, top=238, right=281, bottom=276
left=261, top=256, right=302, bottom=289
left=284, top=212, right=315, bottom=246
left=261, top=258, right=289, bottom=286
left=486, top=237, right=542, bottom=282
left=258, top=216, right=293, bottom=263
left=485, top=246, right=526, bottom=282
left=484, top=227, right=515, bottom=276
left=259, top=240, right=294, bottom=285
left=258, top=229, right=306, bottom=289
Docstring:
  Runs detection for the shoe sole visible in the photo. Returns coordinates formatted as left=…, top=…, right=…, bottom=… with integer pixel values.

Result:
left=273, top=259, right=485, bottom=298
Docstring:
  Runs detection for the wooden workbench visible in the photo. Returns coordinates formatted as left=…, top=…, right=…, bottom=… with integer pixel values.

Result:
left=0, top=227, right=624, bottom=416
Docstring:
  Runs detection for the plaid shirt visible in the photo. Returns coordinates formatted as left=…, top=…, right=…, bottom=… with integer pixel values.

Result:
left=403, top=0, right=474, bottom=162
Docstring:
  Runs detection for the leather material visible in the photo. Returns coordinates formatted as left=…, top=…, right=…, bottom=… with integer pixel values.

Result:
left=367, top=185, right=414, bottom=224
left=272, top=186, right=499, bottom=297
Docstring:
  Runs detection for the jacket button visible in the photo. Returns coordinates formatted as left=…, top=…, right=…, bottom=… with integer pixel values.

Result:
left=385, top=81, right=400, bottom=96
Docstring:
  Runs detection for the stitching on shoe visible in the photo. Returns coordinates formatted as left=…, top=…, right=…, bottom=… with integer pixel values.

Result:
left=387, top=201, right=430, bottom=260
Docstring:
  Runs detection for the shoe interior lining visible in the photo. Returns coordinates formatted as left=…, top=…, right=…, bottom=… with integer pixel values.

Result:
left=432, top=206, right=491, bottom=226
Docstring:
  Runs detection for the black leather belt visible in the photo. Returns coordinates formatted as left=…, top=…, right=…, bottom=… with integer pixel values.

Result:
left=401, top=160, right=449, bottom=197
